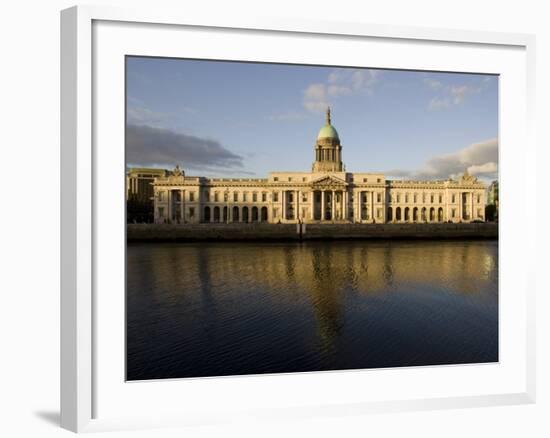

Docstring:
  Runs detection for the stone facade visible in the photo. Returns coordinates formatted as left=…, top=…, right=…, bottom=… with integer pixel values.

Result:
left=151, top=109, right=487, bottom=225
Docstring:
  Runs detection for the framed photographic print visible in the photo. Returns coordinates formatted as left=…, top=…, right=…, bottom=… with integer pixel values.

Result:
left=61, top=5, right=536, bottom=433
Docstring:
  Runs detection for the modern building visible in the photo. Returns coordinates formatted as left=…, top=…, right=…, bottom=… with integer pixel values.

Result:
left=127, top=167, right=169, bottom=223
left=127, top=167, right=169, bottom=203
left=486, top=180, right=499, bottom=221
left=151, top=108, right=487, bottom=224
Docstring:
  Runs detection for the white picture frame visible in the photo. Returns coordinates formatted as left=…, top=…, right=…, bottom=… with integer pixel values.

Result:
left=60, top=5, right=536, bottom=433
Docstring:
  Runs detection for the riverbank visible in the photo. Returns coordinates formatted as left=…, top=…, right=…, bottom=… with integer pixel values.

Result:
left=127, top=222, right=498, bottom=242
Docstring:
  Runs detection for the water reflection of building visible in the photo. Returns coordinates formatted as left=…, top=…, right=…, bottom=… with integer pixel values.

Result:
left=136, top=242, right=497, bottom=352
left=150, top=108, right=487, bottom=224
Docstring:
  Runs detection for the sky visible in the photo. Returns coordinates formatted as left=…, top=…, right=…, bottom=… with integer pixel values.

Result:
left=126, top=56, right=498, bottom=182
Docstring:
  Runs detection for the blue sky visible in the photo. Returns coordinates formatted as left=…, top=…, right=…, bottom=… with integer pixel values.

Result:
left=126, top=57, right=498, bottom=181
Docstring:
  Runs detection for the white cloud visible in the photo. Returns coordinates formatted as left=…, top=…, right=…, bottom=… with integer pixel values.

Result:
left=450, top=84, right=481, bottom=104
left=424, top=76, right=489, bottom=110
left=303, top=68, right=380, bottom=113
left=385, top=138, right=498, bottom=181
left=303, top=83, right=329, bottom=112
left=428, top=97, right=451, bottom=110
left=423, top=78, right=443, bottom=90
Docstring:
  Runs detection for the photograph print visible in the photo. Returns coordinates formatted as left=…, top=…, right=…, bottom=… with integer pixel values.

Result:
left=126, top=57, right=499, bottom=381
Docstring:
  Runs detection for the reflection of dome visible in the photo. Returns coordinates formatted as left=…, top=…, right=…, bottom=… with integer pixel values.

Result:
left=317, top=124, right=339, bottom=140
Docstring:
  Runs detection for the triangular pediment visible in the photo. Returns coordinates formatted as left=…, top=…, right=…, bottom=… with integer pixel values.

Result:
left=311, top=175, right=347, bottom=188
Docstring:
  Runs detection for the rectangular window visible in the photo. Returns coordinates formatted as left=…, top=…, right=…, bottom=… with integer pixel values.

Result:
left=452, top=194, right=456, bottom=203
left=273, top=193, right=279, bottom=202
left=288, top=177, right=292, bottom=182
left=377, top=208, right=382, bottom=218
left=363, top=178, right=368, bottom=182
left=377, top=178, right=381, bottom=183
left=158, top=207, right=165, bottom=218
left=224, top=192, right=228, bottom=202
left=405, top=194, right=409, bottom=203
left=439, top=194, right=442, bottom=203
left=214, top=192, right=219, bottom=202
left=363, top=193, right=368, bottom=203
left=430, top=194, right=434, bottom=203
left=204, top=191, right=210, bottom=202
left=273, top=177, right=279, bottom=181
left=253, top=193, right=257, bottom=202
left=302, top=193, right=308, bottom=202
left=302, top=177, right=307, bottom=182
left=396, top=194, right=401, bottom=203
left=452, top=208, right=456, bottom=218
left=289, top=193, right=294, bottom=202
left=414, top=194, right=417, bottom=203
left=233, top=192, right=238, bottom=202
left=243, top=193, right=248, bottom=202
left=477, top=194, right=481, bottom=203
left=377, top=193, right=382, bottom=203
left=189, top=207, right=195, bottom=218
left=189, top=192, right=194, bottom=202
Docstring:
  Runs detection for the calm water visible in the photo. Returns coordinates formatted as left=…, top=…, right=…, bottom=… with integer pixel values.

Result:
left=127, top=240, right=498, bottom=380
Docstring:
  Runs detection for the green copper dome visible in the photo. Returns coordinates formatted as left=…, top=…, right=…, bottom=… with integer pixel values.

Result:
left=317, top=124, right=339, bottom=140
left=316, top=107, right=340, bottom=140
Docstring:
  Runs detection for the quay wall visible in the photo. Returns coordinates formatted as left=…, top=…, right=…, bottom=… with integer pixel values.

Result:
left=127, top=223, right=498, bottom=242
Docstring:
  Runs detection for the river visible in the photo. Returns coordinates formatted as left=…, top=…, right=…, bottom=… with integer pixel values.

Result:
left=127, top=240, right=498, bottom=380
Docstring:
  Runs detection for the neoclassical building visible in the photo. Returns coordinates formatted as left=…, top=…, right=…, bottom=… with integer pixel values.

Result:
left=151, top=108, right=487, bottom=224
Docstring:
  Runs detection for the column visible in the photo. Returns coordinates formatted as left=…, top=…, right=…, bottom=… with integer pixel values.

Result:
left=294, top=190, right=301, bottom=220
left=445, top=190, right=449, bottom=222
left=343, top=191, right=348, bottom=221
left=331, top=191, right=336, bottom=221
left=370, top=191, right=374, bottom=223
left=470, top=192, right=475, bottom=221
left=356, top=190, right=361, bottom=222
left=281, top=190, right=286, bottom=221
left=310, top=191, right=315, bottom=221
left=321, top=191, right=325, bottom=221
left=181, top=190, right=185, bottom=223
left=458, top=192, right=463, bottom=221
left=167, top=190, right=172, bottom=222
